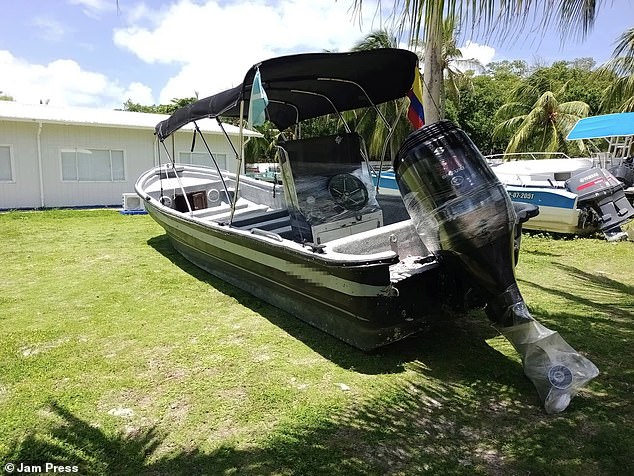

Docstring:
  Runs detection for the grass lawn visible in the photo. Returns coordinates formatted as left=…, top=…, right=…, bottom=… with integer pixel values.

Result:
left=0, top=209, right=632, bottom=475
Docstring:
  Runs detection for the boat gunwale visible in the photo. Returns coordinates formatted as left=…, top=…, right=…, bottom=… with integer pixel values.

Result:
left=136, top=166, right=402, bottom=269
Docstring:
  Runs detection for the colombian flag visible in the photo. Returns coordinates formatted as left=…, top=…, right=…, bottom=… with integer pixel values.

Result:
left=407, top=68, right=425, bottom=129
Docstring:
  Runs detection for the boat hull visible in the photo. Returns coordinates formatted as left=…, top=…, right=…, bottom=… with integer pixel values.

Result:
left=144, top=202, right=452, bottom=350
left=506, top=186, right=582, bottom=234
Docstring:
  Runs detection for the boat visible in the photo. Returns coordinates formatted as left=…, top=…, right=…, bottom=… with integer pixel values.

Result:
left=486, top=113, right=634, bottom=241
left=136, top=49, right=598, bottom=412
left=371, top=167, right=400, bottom=196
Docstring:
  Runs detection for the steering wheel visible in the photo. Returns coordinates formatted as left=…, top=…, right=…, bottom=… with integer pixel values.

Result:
left=328, top=173, right=369, bottom=211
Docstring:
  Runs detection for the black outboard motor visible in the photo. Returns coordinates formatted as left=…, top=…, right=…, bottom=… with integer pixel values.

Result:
left=565, top=167, right=634, bottom=241
left=394, top=121, right=598, bottom=413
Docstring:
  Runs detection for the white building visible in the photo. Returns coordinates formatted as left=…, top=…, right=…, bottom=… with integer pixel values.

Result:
left=0, top=101, right=258, bottom=209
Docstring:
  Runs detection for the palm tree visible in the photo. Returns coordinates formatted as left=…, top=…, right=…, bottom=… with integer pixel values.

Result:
left=349, top=26, right=482, bottom=160
left=351, top=0, right=602, bottom=125
left=599, top=27, right=634, bottom=112
left=494, top=80, right=589, bottom=154
left=438, top=16, right=484, bottom=116
left=346, top=30, right=412, bottom=162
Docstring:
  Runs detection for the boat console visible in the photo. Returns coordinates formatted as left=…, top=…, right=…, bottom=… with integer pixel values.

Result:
left=278, top=133, right=383, bottom=244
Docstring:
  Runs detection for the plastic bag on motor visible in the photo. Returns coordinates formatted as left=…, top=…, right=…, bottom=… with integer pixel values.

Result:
left=498, top=311, right=599, bottom=414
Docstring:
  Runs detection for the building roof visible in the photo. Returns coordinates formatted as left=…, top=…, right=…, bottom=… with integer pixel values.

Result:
left=0, top=101, right=261, bottom=137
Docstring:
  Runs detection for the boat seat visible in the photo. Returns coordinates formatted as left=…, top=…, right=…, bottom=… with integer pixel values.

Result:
left=189, top=200, right=249, bottom=218
left=231, top=209, right=292, bottom=235
left=209, top=204, right=271, bottom=223
left=231, top=209, right=289, bottom=227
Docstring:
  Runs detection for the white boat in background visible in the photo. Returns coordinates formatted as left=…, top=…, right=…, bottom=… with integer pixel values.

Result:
left=486, top=113, right=634, bottom=241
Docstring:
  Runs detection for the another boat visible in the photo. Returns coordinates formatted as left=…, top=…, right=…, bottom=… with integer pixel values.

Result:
left=371, top=168, right=400, bottom=196
left=136, top=49, right=598, bottom=412
left=486, top=113, right=634, bottom=240
left=490, top=157, right=633, bottom=240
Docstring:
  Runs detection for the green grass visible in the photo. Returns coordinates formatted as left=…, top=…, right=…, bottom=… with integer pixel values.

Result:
left=0, top=209, right=632, bottom=475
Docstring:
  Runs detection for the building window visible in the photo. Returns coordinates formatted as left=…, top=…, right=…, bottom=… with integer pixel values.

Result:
left=179, top=151, right=226, bottom=170
left=0, top=145, right=13, bottom=182
left=61, top=148, right=125, bottom=182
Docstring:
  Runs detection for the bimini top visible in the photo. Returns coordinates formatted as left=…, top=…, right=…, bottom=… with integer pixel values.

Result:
left=155, top=48, right=418, bottom=140
left=567, top=112, right=634, bottom=140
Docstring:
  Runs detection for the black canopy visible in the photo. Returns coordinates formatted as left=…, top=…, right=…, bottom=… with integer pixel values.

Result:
left=155, top=48, right=418, bottom=140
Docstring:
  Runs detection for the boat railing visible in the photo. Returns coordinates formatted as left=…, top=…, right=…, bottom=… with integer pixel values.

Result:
left=485, top=152, right=572, bottom=165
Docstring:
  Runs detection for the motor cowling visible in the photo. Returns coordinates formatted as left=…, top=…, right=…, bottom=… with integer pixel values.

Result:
left=393, top=121, right=599, bottom=413
left=393, top=120, right=523, bottom=326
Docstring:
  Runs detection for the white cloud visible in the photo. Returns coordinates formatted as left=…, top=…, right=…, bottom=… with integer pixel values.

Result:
left=460, top=41, right=496, bottom=67
left=113, top=0, right=383, bottom=103
left=122, top=81, right=155, bottom=104
left=68, top=0, right=116, bottom=19
left=0, top=50, right=154, bottom=108
left=31, top=16, right=68, bottom=42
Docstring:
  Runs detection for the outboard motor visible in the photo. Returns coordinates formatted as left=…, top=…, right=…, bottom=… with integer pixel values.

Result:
left=565, top=167, right=634, bottom=241
left=394, top=121, right=598, bottom=413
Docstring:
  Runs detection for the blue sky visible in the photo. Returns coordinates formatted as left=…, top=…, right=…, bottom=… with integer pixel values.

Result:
left=0, top=0, right=631, bottom=109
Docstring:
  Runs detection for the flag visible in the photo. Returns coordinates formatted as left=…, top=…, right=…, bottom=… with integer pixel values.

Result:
left=407, top=68, right=425, bottom=129
left=248, top=68, right=269, bottom=128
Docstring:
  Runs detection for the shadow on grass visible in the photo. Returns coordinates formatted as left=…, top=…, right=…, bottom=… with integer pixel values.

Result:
left=7, top=257, right=631, bottom=475
left=147, top=234, right=501, bottom=376
left=519, top=261, right=634, bottom=333
left=5, top=326, right=630, bottom=476
left=518, top=262, right=633, bottom=423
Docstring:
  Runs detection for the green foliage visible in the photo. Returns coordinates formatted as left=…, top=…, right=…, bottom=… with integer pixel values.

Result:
left=347, top=30, right=414, bottom=161
left=450, top=57, right=615, bottom=154
left=122, top=97, right=198, bottom=115
left=486, top=60, right=529, bottom=78
left=298, top=115, right=342, bottom=139
left=244, top=121, right=280, bottom=163
left=494, top=76, right=590, bottom=155
left=597, top=27, right=634, bottom=112
left=448, top=73, right=518, bottom=154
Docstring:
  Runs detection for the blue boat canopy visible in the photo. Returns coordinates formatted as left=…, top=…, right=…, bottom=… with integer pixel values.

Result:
left=566, top=112, right=634, bottom=140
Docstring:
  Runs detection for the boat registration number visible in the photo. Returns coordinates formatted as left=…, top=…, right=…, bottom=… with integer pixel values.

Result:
left=509, top=191, right=535, bottom=200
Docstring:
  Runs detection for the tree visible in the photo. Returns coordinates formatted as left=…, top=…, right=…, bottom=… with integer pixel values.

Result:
left=598, top=27, right=634, bottom=112
left=521, top=60, right=608, bottom=116
left=352, top=0, right=602, bottom=125
left=244, top=121, right=280, bottom=163
left=448, top=68, right=523, bottom=154
left=346, top=25, right=482, bottom=160
left=438, top=16, right=484, bottom=116
left=494, top=78, right=589, bottom=155
left=485, top=60, right=529, bottom=78
left=122, top=97, right=197, bottom=114
left=347, top=30, right=413, bottom=161
left=0, top=90, right=14, bottom=101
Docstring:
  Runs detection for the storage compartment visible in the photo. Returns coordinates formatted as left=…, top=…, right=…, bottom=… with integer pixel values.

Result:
left=174, top=190, right=208, bottom=212
left=311, top=210, right=383, bottom=244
